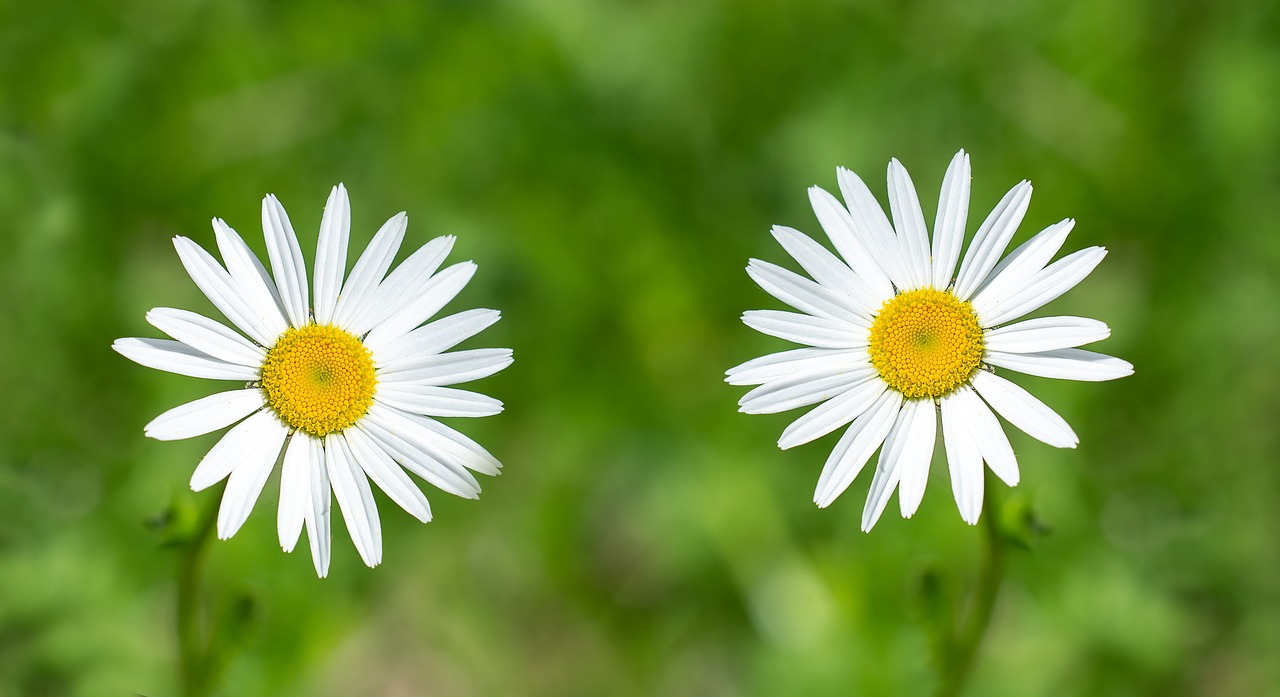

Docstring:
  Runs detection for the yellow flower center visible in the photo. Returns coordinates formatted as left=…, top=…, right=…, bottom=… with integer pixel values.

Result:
left=868, top=288, right=984, bottom=400
left=260, top=324, right=377, bottom=436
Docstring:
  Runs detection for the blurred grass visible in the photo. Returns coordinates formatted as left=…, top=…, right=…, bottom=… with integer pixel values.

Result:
left=2, top=0, right=1280, bottom=695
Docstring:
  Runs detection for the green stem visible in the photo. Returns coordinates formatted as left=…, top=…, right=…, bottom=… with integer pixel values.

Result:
left=177, top=488, right=221, bottom=697
left=935, top=483, right=1008, bottom=697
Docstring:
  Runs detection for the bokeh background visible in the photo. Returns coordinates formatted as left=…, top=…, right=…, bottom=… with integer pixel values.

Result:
left=2, top=0, right=1279, bottom=695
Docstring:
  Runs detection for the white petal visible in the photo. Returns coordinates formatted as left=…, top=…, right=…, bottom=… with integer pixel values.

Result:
left=375, top=385, right=503, bottom=418
left=974, top=247, right=1107, bottom=327
left=346, top=426, right=433, bottom=523
left=778, top=379, right=886, bottom=449
left=302, top=436, right=332, bottom=577
left=375, top=309, right=502, bottom=365
left=895, top=400, right=938, bottom=519
left=216, top=413, right=288, bottom=540
left=971, top=370, right=1078, bottom=448
left=331, top=212, right=407, bottom=330
left=984, top=316, right=1110, bottom=353
left=278, top=433, right=309, bottom=553
left=209, top=219, right=290, bottom=338
left=931, top=150, right=970, bottom=290
left=859, top=402, right=914, bottom=531
left=144, top=389, right=264, bottom=441
left=806, top=185, right=896, bottom=298
left=113, top=338, right=259, bottom=381
left=394, top=411, right=503, bottom=476
left=741, top=310, right=869, bottom=348
left=726, top=348, right=871, bottom=386
left=886, top=158, right=931, bottom=289
left=261, top=195, right=311, bottom=328
left=350, top=236, right=456, bottom=337
left=953, top=181, right=1033, bottom=300
left=986, top=348, right=1133, bottom=382
left=363, top=262, right=476, bottom=351
left=326, top=433, right=382, bottom=568
left=835, top=169, right=912, bottom=290
left=189, top=409, right=285, bottom=491
left=813, top=389, right=901, bottom=507
left=313, top=184, right=350, bottom=326
left=770, top=225, right=879, bottom=317
left=361, top=405, right=483, bottom=497
left=173, top=236, right=282, bottom=346
left=971, top=219, right=1074, bottom=302
left=738, top=371, right=873, bottom=415
left=146, top=308, right=265, bottom=367
left=746, top=259, right=867, bottom=322
left=952, top=386, right=1019, bottom=486
left=940, top=390, right=984, bottom=525
left=378, top=348, right=514, bottom=386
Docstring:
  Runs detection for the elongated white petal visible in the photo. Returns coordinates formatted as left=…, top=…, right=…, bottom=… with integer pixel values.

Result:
left=940, top=390, right=984, bottom=525
left=173, top=236, right=281, bottom=346
left=952, top=387, right=1019, bottom=486
left=346, top=426, right=433, bottom=523
left=895, top=400, right=938, bottom=519
left=261, top=195, right=310, bottom=328
left=860, top=402, right=916, bottom=531
left=364, top=262, right=476, bottom=350
left=394, top=411, right=503, bottom=476
left=770, top=226, right=878, bottom=317
left=351, top=236, right=456, bottom=337
left=986, top=348, right=1133, bottom=382
left=971, top=370, right=1078, bottom=448
left=747, top=259, right=867, bottom=322
left=362, top=405, right=482, bottom=497
left=807, top=185, right=895, bottom=298
left=738, top=371, right=871, bottom=415
left=303, top=435, right=332, bottom=577
left=886, top=158, right=931, bottom=289
left=984, top=316, right=1110, bottom=353
left=313, top=184, right=350, bottom=325
left=210, top=219, right=290, bottom=337
left=216, top=414, right=288, bottom=540
left=778, top=379, right=887, bottom=449
left=931, top=150, right=970, bottom=289
left=326, top=433, right=382, bottom=568
left=971, top=219, right=1074, bottom=302
left=278, top=433, right=309, bottom=552
left=742, top=310, right=869, bottom=348
left=146, top=308, right=265, bottom=367
left=331, top=212, right=406, bottom=329
left=375, top=385, right=503, bottom=418
left=145, top=389, right=264, bottom=441
left=953, top=181, right=1032, bottom=300
left=726, top=348, right=871, bottom=386
left=974, top=247, right=1107, bottom=326
left=113, top=338, right=259, bottom=381
left=378, top=348, right=513, bottom=386
left=375, top=309, right=502, bottom=365
left=814, top=389, right=901, bottom=507
left=835, top=169, right=912, bottom=290
left=189, top=409, right=285, bottom=491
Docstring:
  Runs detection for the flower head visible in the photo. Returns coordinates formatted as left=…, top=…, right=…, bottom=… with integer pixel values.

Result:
left=115, top=185, right=511, bottom=576
left=729, top=151, right=1131, bottom=530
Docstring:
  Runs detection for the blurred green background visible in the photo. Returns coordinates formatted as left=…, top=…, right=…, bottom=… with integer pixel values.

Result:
left=2, top=0, right=1279, bottom=695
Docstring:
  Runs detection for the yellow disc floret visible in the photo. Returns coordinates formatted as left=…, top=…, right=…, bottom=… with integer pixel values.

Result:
left=260, top=324, right=377, bottom=437
left=868, top=288, right=984, bottom=400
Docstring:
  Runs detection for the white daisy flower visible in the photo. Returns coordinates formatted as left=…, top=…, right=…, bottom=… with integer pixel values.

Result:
left=728, top=151, right=1132, bottom=530
left=115, top=184, right=511, bottom=576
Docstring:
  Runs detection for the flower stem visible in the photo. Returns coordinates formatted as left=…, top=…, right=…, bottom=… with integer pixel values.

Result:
left=177, top=488, right=220, bottom=697
left=935, top=483, right=1008, bottom=697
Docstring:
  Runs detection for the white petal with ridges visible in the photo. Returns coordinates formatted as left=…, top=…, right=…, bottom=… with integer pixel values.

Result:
left=364, top=262, right=476, bottom=350
left=375, top=309, right=502, bottom=365
left=807, top=185, right=896, bottom=298
left=738, top=371, right=871, bottom=415
left=351, top=236, right=456, bottom=337
left=940, top=390, right=984, bottom=525
left=860, top=401, right=920, bottom=531
left=326, top=433, right=382, bottom=568
left=378, top=348, right=513, bottom=386
left=895, top=399, right=938, bottom=519
left=346, top=426, right=433, bottom=523
left=210, top=219, right=289, bottom=336
left=331, top=212, right=406, bottom=329
left=375, top=385, right=503, bottom=418
left=726, top=348, right=871, bottom=386
left=886, top=158, right=931, bottom=289
left=741, top=310, right=869, bottom=348
left=952, top=387, right=1019, bottom=486
left=747, top=259, right=866, bottom=322
left=984, top=316, right=1110, bottom=353
left=313, top=184, right=350, bottom=325
left=303, top=436, right=332, bottom=577
left=278, top=433, right=309, bottom=553
left=173, top=236, right=281, bottom=346
left=835, top=169, right=911, bottom=290
left=813, top=389, right=901, bottom=508
left=145, top=389, right=264, bottom=441
left=113, top=338, right=259, bottom=381
left=362, top=406, right=483, bottom=498
left=778, top=379, right=887, bottom=449
left=146, top=308, right=265, bottom=367
left=395, top=412, right=503, bottom=476
left=216, top=414, right=288, bottom=540
left=770, top=225, right=878, bottom=317
left=971, top=219, right=1074, bottom=302
left=971, top=370, right=1078, bottom=448
left=985, top=348, right=1134, bottom=382
left=261, top=194, right=311, bottom=328
left=931, top=150, right=970, bottom=289
left=974, top=247, right=1107, bottom=327
left=189, top=409, right=285, bottom=491
left=953, top=181, right=1032, bottom=300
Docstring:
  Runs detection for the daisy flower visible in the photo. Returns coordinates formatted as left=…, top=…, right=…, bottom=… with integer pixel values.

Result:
left=728, top=151, right=1131, bottom=530
left=115, top=185, right=511, bottom=576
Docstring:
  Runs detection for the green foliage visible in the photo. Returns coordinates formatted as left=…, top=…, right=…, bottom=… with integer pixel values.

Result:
left=2, top=0, right=1279, bottom=695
